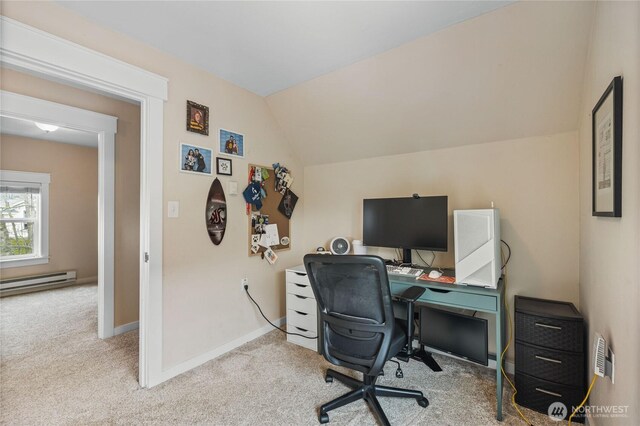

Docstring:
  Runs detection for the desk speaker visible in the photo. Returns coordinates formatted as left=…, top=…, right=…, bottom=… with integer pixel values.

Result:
left=454, top=209, right=501, bottom=288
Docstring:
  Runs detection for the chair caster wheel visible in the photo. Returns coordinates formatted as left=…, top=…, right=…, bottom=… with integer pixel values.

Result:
left=395, top=369, right=403, bottom=378
left=325, top=375, right=333, bottom=383
left=417, top=397, right=429, bottom=408
left=319, top=413, right=330, bottom=423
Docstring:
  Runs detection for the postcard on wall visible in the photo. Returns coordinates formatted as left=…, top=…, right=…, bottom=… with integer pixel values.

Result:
left=259, top=224, right=280, bottom=248
left=180, top=143, right=213, bottom=175
left=264, top=247, right=278, bottom=265
left=219, top=129, right=245, bottom=158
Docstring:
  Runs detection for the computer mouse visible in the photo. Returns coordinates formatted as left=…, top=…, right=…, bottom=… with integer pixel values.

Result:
left=428, top=270, right=443, bottom=279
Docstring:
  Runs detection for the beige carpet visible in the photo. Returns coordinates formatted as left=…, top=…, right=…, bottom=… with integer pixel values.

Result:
left=1, top=284, right=562, bottom=425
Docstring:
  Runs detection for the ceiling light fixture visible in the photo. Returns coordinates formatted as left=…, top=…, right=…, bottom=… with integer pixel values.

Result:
left=35, top=122, right=59, bottom=132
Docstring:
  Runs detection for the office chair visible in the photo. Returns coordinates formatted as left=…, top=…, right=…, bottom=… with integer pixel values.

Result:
left=304, top=254, right=429, bottom=425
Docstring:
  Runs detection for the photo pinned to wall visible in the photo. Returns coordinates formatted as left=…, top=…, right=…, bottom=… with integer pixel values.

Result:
left=273, top=163, right=293, bottom=194
left=219, top=129, right=244, bottom=158
left=186, top=100, right=209, bottom=135
left=216, top=157, right=233, bottom=176
left=278, top=188, right=298, bottom=219
left=251, top=213, right=269, bottom=234
left=180, top=143, right=212, bottom=175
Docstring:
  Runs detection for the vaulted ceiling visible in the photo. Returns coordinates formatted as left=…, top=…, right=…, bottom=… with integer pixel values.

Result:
left=266, top=1, right=594, bottom=165
left=57, top=1, right=594, bottom=166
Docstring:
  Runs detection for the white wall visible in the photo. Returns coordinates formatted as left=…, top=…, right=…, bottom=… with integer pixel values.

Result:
left=304, top=132, right=580, bottom=360
left=578, top=2, right=640, bottom=423
left=1, top=1, right=305, bottom=371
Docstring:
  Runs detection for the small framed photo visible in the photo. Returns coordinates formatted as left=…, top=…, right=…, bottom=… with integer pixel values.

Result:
left=219, top=129, right=244, bottom=158
left=180, top=143, right=213, bottom=175
left=216, top=157, right=233, bottom=176
left=186, top=100, right=209, bottom=135
left=592, top=76, right=623, bottom=217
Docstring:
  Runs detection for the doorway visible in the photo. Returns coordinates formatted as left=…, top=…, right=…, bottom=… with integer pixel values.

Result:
left=1, top=16, right=168, bottom=387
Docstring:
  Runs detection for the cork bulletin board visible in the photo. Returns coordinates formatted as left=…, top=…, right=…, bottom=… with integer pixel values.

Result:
left=247, top=164, right=291, bottom=256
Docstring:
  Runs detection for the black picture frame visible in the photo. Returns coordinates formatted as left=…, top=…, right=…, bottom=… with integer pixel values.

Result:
left=186, top=100, right=209, bottom=135
left=592, top=76, right=623, bottom=217
left=216, top=157, right=232, bottom=176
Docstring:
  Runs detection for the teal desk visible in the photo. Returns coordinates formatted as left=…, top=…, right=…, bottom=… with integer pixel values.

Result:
left=389, top=275, right=506, bottom=421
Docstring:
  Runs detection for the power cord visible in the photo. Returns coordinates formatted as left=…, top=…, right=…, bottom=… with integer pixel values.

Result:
left=244, top=285, right=318, bottom=340
left=501, top=239, right=512, bottom=270
left=414, top=250, right=436, bottom=268
left=568, top=375, right=598, bottom=425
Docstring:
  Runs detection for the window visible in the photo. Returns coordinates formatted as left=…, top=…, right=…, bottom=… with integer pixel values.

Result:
left=0, top=170, right=50, bottom=268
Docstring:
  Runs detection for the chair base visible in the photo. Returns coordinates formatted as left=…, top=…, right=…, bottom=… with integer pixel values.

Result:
left=319, top=369, right=429, bottom=425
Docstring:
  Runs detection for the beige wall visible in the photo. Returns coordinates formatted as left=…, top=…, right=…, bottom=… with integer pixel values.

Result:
left=303, top=132, right=580, bottom=360
left=0, top=68, right=141, bottom=327
left=578, top=1, right=640, bottom=423
left=0, top=135, right=98, bottom=282
left=1, top=1, right=305, bottom=369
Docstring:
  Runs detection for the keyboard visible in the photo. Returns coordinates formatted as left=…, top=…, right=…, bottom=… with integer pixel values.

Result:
left=386, top=265, right=423, bottom=277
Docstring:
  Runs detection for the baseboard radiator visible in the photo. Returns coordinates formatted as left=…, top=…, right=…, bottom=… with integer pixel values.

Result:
left=0, top=271, right=77, bottom=293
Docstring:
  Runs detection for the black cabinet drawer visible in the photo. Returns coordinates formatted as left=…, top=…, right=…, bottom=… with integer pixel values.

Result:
left=515, top=342, right=584, bottom=386
left=516, top=311, right=583, bottom=352
left=515, top=373, right=585, bottom=423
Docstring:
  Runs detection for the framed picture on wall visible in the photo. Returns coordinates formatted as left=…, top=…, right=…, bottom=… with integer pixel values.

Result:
left=186, top=100, right=209, bottom=135
left=592, top=76, right=623, bottom=217
left=219, top=129, right=244, bottom=158
left=180, top=143, right=213, bottom=175
left=216, top=157, right=232, bottom=176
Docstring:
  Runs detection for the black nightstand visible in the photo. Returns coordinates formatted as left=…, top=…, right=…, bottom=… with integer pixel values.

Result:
left=514, top=296, right=586, bottom=422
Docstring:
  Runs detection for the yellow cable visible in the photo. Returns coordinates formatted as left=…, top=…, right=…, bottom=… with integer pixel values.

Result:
left=500, top=250, right=534, bottom=425
left=568, top=374, right=598, bottom=425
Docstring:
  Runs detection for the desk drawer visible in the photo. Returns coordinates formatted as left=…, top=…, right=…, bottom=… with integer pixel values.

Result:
left=286, top=280, right=314, bottom=298
left=287, top=326, right=318, bottom=351
left=516, top=312, right=583, bottom=352
left=286, top=270, right=310, bottom=286
left=418, top=286, right=497, bottom=312
left=287, top=308, right=317, bottom=332
left=515, top=342, right=584, bottom=386
left=287, top=293, right=317, bottom=315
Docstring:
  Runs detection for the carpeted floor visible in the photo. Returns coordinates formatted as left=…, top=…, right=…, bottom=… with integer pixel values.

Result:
left=1, top=284, right=563, bottom=425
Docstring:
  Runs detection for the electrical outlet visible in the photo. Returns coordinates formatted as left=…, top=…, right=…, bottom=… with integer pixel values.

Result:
left=241, top=277, right=248, bottom=290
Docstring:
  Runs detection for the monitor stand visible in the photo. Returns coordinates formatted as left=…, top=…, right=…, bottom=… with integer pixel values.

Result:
left=411, top=345, right=443, bottom=372
left=402, top=248, right=412, bottom=265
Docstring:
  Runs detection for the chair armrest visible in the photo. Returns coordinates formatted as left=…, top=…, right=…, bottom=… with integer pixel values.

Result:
left=395, top=286, right=425, bottom=304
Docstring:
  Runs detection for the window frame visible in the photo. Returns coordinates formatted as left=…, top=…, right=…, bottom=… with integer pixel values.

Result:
left=0, top=170, right=50, bottom=268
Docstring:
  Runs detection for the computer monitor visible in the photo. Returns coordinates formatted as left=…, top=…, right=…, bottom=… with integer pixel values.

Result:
left=362, top=196, right=447, bottom=264
left=420, top=305, right=489, bottom=366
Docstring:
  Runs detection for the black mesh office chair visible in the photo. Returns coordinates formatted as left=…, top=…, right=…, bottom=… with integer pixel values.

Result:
left=304, top=254, right=429, bottom=425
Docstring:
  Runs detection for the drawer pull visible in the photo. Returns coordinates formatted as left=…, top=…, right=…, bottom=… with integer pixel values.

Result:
left=294, top=326, right=309, bottom=333
left=428, top=288, right=451, bottom=294
left=535, top=388, right=562, bottom=398
left=294, top=310, right=308, bottom=316
left=295, top=295, right=308, bottom=300
left=535, top=323, right=562, bottom=330
left=294, top=283, right=308, bottom=288
left=535, top=355, right=562, bottom=364
left=294, top=272, right=306, bottom=276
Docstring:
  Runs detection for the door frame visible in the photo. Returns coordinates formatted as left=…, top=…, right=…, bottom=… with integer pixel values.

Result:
left=0, top=90, right=118, bottom=339
left=0, top=16, right=168, bottom=387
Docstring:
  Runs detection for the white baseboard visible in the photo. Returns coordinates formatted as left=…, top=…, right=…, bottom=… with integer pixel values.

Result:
left=158, top=316, right=286, bottom=385
left=114, top=321, right=139, bottom=335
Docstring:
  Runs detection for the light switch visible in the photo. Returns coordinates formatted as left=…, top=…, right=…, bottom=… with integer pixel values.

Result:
left=168, top=201, right=179, bottom=218
left=228, top=181, right=238, bottom=195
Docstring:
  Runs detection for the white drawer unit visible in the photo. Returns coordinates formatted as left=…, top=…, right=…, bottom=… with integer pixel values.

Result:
left=285, top=265, right=318, bottom=352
